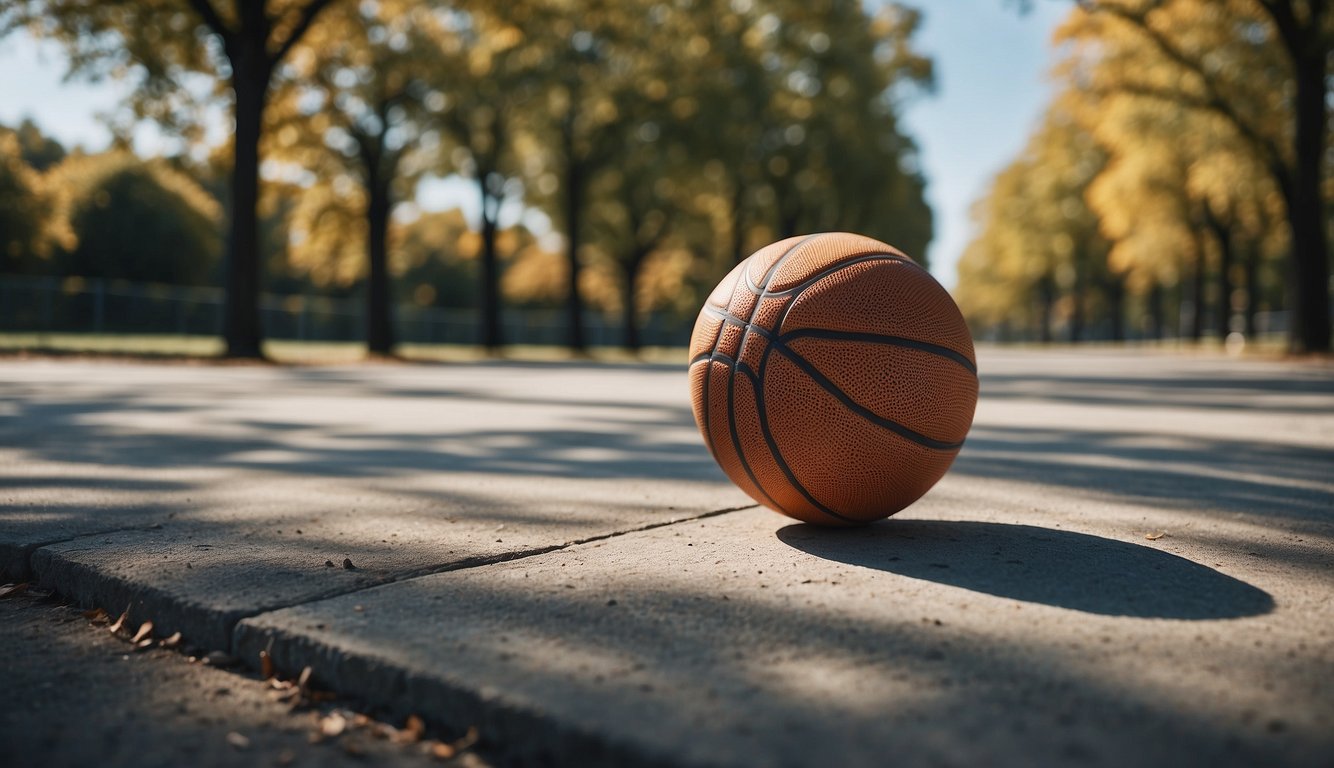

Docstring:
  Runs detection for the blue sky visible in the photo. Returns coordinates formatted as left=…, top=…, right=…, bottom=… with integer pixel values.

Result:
left=0, top=1, right=1067, bottom=289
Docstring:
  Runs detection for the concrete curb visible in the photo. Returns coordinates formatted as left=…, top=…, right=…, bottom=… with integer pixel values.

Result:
left=233, top=620, right=691, bottom=768
left=32, top=545, right=247, bottom=650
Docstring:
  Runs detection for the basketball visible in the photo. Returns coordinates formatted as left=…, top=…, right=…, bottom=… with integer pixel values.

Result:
left=688, top=232, right=978, bottom=526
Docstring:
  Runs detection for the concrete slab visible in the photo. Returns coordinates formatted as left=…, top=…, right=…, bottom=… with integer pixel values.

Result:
left=236, top=499, right=1332, bottom=768
left=227, top=349, right=1334, bottom=767
left=5, top=349, right=1333, bottom=766
left=1, top=360, right=750, bottom=642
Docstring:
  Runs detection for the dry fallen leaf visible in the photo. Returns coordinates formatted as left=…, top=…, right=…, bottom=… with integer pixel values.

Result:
left=459, top=726, right=479, bottom=749
left=83, top=608, right=109, bottom=624
left=130, top=621, right=154, bottom=644
left=108, top=607, right=131, bottom=635
left=259, top=649, right=275, bottom=680
left=0, top=583, right=29, bottom=599
left=393, top=714, right=426, bottom=745
left=226, top=731, right=251, bottom=750
left=1145, top=532, right=1166, bottom=541
left=320, top=712, right=348, bottom=738
left=428, top=725, right=479, bottom=760
left=160, top=632, right=182, bottom=648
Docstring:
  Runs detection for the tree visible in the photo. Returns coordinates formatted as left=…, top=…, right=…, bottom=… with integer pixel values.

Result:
left=44, top=150, right=222, bottom=284
left=533, top=1, right=628, bottom=354
left=4, top=0, right=340, bottom=357
left=4, top=118, right=67, bottom=171
left=955, top=99, right=1114, bottom=341
left=429, top=2, right=550, bottom=353
left=692, top=1, right=935, bottom=264
left=0, top=133, right=49, bottom=274
left=270, top=0, right=446, bottom=355
left=1059, top=0, right=1330, bottom=352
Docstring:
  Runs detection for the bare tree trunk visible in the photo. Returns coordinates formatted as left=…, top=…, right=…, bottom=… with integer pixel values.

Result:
left=1186, top=226, right=1206, bottom=341
left=561, top=122, right=586, bottom=354
left=222, top=46, right=268, bottom=359
left=1106, top=273, right=1125, bottom=342
left=1215, top=224, right=1234, bottom=340
left=621, top=256, right=642, bottom=354
left=1283, top=53, right=1330, bottom=352
left=1243, top=241, right=1259, bottom=338
left=477, top=172, right=503, bottom=353
left=1069, top=254, right=1086, bottom=343
left=365, top=174, right=395, bottom=356
left=1037, top=273, right=1055, bottom=343
left=622, top=249, right=647, bottom=353
left=1148, top=282, right=1165, bottom=340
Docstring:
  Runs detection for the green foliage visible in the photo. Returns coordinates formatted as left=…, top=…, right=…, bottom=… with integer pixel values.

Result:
left=960, top=0, right=1323, bottom=345
left=45, top=151, right=222, bottom=285
left=3, top=119, right=67, bottom=171
left=5, top=0, right=939, bottom=349
left=0, top=132, right=50, bottom=273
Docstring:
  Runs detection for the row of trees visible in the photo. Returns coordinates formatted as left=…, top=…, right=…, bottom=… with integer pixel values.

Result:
left=958, top=0, right=1329, bottom=353
left=0, top=121, right=481, bottom=300
left=2, top=0, right=935, bottom=356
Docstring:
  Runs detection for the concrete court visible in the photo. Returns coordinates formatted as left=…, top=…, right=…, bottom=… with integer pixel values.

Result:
left=1, top=348, right=1332, bottom=767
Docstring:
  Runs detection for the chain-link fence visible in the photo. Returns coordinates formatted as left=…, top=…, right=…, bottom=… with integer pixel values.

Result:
left=0, top=275, right=693, bottom=348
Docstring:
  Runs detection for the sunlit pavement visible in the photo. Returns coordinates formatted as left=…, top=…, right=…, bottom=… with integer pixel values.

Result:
left=3, top=349, right=1332, bottom=766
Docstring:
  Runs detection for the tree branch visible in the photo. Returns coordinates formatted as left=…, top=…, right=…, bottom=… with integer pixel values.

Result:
left=269, top=0, right=338, bottom=66
left=1090, top=80, right=1287, bottom=186
left=1253, top=0, right=1302, bottom=58
left=1083, top=1, right=1287, bottom=182
left=183, top=0, right=235, bottom=48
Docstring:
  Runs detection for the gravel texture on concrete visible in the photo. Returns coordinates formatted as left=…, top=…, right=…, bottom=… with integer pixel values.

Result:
left=3, top=349, right=1332, bottom=767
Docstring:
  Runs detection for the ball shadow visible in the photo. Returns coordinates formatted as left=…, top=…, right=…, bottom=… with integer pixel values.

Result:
left=775, top=520, right=1274, bottom=620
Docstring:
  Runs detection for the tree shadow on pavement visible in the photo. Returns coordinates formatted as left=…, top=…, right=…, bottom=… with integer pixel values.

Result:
left=953, top=425, right=1333, bottom=524
left=978, top=366, right=1334, bottom=415
left=776, top=520, right=1275, bottom=619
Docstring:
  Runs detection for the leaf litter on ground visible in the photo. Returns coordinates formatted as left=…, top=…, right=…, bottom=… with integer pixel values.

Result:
left=130, top=621, right=153, bottom=644
left=0, top=583, right=29, bottom=599
left=107, top=606, right=130, bottom=635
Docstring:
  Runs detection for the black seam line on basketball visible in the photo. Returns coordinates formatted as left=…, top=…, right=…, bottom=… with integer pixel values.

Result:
left=697, top=290, right=735, bottom=464
left=722, top=353, right=784, bottom=513
left=698, top=248, right=760, bottom=461
left=743, top=252, right=914, bottom=297
left=754, top=341, right=857, bottom=525
left=778, top=329, right=978, bottom=375
left=726, top=234, right=819, bottom=520
left=700, top=306, right=776, bottom=338
left=767, top=342, right=964, bottom=451
left=750, top=240, right=859, bottom=525
left=761, top=238, right=961, bottom=453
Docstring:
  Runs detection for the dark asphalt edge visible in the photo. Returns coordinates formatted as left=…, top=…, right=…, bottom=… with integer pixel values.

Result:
left=18, top=505, right=757, bottom=765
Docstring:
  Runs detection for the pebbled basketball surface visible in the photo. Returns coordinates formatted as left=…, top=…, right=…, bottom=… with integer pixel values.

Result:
left=688, top=232, right=979, bottom=526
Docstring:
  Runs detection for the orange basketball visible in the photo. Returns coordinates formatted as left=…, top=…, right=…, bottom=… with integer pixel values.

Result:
left=688, top=232, right=978, bottom=526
